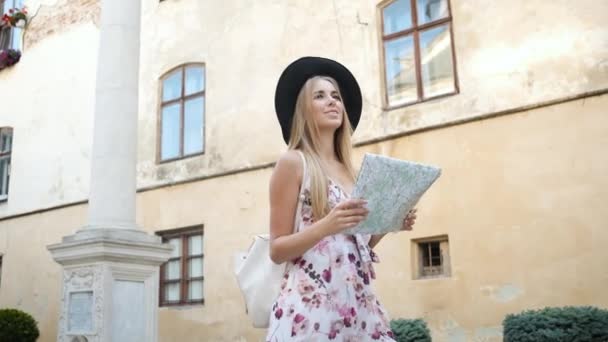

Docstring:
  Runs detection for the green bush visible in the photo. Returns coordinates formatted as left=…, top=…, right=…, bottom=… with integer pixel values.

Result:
left=390, top=318, right=431, bottom=342
left=0, top=308, right=40, bottom=342
left=503, top=306, right=608, bottom=342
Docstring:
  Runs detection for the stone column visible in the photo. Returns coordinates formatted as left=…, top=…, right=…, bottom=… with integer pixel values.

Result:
left=86, top=0, right=139, bottom=231
left=48, top=1, right=171, bottom=341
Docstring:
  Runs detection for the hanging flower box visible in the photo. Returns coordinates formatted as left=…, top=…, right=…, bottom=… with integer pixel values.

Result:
left=0, top=49, right=21, bottom=70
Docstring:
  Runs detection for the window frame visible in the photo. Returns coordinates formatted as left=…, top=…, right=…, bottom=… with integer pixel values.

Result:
left=157, top=63, right=206, bottom=164
left=411, top=235, right=451, bottom=279
left=0, top=0, right=24, bottom=51
left=378, top=0, right=459, bottom=110
left=0, top=127, right=13, bottom=203
left=157, top=225, right=205, bottom=307
left=0, top=25, right=11, bottom=51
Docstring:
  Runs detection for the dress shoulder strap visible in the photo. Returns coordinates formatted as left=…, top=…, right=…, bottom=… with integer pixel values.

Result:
left=292, top=150, right=308, bottom=233
left=295, top=150, right=307, bottom=187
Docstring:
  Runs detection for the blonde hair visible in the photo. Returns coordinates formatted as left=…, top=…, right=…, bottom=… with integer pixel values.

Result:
left=288, top=76, right=356, bottom=220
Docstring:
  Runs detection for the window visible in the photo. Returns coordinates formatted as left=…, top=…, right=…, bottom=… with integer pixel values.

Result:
left=379, top=0, right=458, bottom=108
left=158, top=64, right=206, bottom=163
left=0, top=127, right=12, bottom=202
left=157, top=226, right=204, bottom=306
left=412, top=235, right=450, bottom=279
left=0, top=0, right=25, bottom=51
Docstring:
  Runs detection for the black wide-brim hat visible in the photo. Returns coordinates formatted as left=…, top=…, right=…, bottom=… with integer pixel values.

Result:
left=274, top=57, right=362, bottom=144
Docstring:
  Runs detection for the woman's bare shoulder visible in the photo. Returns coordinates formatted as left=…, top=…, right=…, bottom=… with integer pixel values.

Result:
left=275, top=150, right=303, bottom=172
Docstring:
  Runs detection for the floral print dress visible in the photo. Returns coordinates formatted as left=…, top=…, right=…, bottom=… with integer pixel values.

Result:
left=265, top=169, right=396, bottom=341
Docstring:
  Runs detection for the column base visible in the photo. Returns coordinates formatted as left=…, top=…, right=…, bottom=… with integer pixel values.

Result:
left=48, top=229, right=171, bottom=342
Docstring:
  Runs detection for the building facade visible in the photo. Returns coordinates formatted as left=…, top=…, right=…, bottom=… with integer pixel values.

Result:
left=0, top=0, right=607, bottom=341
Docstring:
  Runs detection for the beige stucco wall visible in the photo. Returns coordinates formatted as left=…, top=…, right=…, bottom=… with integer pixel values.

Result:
left=136, top=0, right=608, bottom=189
left=145, top=94, right=608, bottom=341
left=0, top=0, right=99, bottom=217
left=367, top=94, right=608, bottom=341
left=0, top=204, right=85, bottom=341
left=1, top=94, right=605, bottom=341
left=1, top=0, right=606, bottom=217
left=0, top=0, right=606, bottom=341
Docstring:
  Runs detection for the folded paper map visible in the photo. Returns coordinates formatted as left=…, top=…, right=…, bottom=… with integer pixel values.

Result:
left=344, top=153, right=441, bottom=235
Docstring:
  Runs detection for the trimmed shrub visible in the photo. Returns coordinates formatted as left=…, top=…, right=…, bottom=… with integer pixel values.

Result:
left=390, top=318, right=432, bottom=342
left=0, top=308, right=40, bottom=342
left=503, top=306, right=608, bottom=342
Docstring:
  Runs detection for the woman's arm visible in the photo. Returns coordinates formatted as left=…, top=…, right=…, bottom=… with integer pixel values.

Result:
left=269, top=151, right=370, bottom=264
left=268, top=151, right=328, bottom=264
left=368, top=234, right=386, bottom=249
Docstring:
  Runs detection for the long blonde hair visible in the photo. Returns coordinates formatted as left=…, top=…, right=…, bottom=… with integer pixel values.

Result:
left=288, top=76, right=356, bottom=220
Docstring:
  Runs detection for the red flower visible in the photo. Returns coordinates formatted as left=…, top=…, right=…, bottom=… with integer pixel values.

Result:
left=371, top=331, right=381, bottom=339
left=293, top=313, right=305, bottom=324
left=274, top=308, right=283, bottom=319
left=343, top=317, right=352, bottom=327
left=348, top=253, right=356, bottom=263
left=363, top=272, right=370, bottom=285
left=322, top=268, right=332, bottom=283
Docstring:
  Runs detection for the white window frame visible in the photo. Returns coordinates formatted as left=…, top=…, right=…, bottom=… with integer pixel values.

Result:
left=0, top=127, right=12, bottom=202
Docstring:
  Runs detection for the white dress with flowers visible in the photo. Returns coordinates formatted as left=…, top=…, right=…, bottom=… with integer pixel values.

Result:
left=265, top=170, right=396, bottom=341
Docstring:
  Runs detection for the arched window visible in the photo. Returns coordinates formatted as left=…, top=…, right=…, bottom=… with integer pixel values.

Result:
left=158, top=63, right=206, bottom=162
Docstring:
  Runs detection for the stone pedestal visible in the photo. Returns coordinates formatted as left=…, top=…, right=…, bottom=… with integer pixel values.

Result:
left=48, top=230, right=171, bottom=342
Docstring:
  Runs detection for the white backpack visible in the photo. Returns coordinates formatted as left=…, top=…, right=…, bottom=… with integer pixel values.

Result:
left=234, top=151, right=307, bottom=328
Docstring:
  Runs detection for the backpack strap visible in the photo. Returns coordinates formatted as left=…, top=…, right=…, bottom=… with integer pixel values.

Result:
left=293, top=150, right=307, bottom=233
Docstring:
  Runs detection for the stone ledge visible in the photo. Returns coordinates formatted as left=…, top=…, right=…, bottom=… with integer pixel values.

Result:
left=48, top=229, right=172, bottom=267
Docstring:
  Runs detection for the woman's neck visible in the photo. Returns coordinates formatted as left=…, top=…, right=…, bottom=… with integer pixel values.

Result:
left=317, top=131, right=339, bottom=164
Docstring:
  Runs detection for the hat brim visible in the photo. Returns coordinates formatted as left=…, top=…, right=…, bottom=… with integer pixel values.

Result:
left=274, top=57, right=362, bottom=144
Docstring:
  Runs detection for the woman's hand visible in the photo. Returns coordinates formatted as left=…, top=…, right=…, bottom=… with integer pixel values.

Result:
left=401, top=208, right=417, bottom=231
left=318, top=198, right=369, bottom=237
left=369, top=208, right=417, bottom=249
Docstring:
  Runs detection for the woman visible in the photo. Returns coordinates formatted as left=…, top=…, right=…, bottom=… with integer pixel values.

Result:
left=267, top=57, right=417, bottom=341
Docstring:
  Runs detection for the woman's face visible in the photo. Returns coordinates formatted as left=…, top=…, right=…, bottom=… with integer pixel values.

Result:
left=309, top=78, right=344, bottom=132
